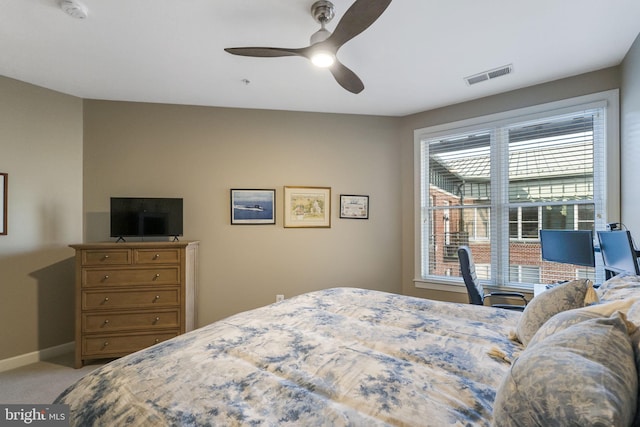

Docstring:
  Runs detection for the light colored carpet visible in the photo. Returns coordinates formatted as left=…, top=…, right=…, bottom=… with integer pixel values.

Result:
left=0, top=353, right=106, bottom=404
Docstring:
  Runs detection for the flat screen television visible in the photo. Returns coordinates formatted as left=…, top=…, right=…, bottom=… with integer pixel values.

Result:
left=596, top=230, right=640, bottom=275
left=110, top=197, right=183, bottom=240
left=539, top=229, right=595, bottom=267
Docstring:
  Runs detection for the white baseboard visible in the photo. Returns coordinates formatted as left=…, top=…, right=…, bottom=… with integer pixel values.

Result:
left=0, top=342, right=74, bottom=373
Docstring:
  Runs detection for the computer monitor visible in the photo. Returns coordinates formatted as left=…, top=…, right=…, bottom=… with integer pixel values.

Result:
left=596, top=230, right=640, bottom=275
left=539, top=229, right=596, bottom=267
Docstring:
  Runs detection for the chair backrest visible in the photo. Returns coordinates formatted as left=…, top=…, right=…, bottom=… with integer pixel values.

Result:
left=458, top=246, right=484, bottom=305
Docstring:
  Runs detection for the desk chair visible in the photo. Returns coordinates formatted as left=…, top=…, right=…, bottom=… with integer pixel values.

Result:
left=457, top=246, right=528, bottom=311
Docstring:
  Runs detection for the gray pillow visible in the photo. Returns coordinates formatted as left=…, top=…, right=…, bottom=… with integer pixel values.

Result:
left=493, top=312, right=638, bottom=427
left=514, top=279, right=591, bottom=346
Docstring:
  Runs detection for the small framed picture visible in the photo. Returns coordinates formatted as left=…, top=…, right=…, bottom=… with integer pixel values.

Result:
left=340, top=195, right=369, bottom=219
left=0, top=173, right=6, bottom=235
left=230, top=189, right=276, bottom=225
left=284, top=186, right=331, bottom=228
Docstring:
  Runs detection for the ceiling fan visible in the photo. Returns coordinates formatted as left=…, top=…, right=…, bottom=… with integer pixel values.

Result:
left=224, top=0, right=392, bottom=94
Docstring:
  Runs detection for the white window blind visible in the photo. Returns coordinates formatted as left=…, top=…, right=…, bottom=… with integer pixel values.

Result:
left=417, top=98, right=610, bottom=289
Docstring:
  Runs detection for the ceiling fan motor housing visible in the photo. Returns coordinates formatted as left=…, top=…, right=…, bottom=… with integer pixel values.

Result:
left=311, top=1, right=335, bottom=24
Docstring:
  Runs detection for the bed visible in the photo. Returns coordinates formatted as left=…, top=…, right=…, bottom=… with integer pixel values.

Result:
left=55, top=282, right=640, bottom=426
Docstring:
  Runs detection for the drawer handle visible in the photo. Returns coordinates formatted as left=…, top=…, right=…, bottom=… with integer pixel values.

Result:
left=102, top=255, right=110, bottom=260
left=154, top=338, right=160, bottom=344
left=153, top=295, right=160, bottom=302
left=103, top=341, right=109, bottom=348
left=154, top=254, right=160, bottom=259
left=153, top=316, right=160, bottom=324
left=103, top=275, right=109, bottom=281
left=103, top=319, right=110, bottom=326
left=154, top=273, right=160, bottom=280
left=103, top=297, right=110, bottom=304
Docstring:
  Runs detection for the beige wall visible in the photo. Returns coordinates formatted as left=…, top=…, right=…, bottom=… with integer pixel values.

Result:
left=82, top=101, right=402, bottom=325
left=399, top=67, right=622, bottom=302
left=621, top=33, right=640, bottom=231
left=0, top=76, right=83, bottom=360
left=2, top=48, right=639, bottom=363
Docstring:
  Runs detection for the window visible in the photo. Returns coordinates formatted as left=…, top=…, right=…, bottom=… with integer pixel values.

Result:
left=415, top=91, right=618, bottom=290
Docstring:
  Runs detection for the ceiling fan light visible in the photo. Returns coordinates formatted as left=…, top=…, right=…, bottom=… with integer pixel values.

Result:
left=311, top=51, right=335, bottom=68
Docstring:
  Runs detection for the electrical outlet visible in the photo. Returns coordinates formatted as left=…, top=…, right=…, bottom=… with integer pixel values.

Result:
left=276, top=294, right=284, bottom=302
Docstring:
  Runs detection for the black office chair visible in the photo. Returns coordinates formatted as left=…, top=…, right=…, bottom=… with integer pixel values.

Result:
left=457, top=246, right=527, bottom=311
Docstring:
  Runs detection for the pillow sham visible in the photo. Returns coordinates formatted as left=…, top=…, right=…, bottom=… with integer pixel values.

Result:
left=493, top=312, right=638, bottom=427
left=626, top=300, right=640, bottom=427
left=598, top=274, right=640, bottom=302
left=514, top=279, right=591, bottom=346
left=527, top=298, right=638, bottom=347
left=628, top=299, right=640, bottom=325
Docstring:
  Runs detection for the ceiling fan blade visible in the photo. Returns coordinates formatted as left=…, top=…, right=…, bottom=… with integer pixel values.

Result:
left=327, top=0, right=392, bottom=49
left=329, top=61, right=364, bottom=94
left=224, top=47, right=303, bottom=58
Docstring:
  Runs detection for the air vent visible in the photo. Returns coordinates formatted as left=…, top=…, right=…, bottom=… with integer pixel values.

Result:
left=465, top=64, right=513, bottom=86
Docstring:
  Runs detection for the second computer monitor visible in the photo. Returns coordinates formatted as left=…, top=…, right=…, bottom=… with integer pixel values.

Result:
left=596, top=230, right=640, bottom=275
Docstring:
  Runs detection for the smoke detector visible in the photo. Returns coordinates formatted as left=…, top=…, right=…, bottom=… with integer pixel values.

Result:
left=60, top=0, right=88, bottom=19
left=464, top=64, right=513, bottom=86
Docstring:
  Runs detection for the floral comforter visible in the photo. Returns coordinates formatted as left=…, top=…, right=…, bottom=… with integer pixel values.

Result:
left=55, top=288, right=522, bottom=426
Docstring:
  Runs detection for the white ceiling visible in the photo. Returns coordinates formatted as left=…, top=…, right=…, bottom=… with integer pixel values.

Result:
left=1, top=0, right=639, bottom=117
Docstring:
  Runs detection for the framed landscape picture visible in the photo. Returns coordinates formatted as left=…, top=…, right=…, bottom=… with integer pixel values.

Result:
left=340, top=194, right=369, bottom=219
left=230, top=189, right=276, bottom=225
left=284, top=186, right=331, bottom=228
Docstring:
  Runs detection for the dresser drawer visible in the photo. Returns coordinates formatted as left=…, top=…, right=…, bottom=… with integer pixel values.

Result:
left=82, top=249, right=131, bottom=266
left=83, top=309, right=180, bottom=333
left=82, top=331, right=179, bottom=357
left=82, top=266, right=180, bottom=287
left=134, top=248, right=181, bottom=265
left=83, top=288, right=180, bottom=310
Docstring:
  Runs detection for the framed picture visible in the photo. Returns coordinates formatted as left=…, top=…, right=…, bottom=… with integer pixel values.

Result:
left=230, top=189, right=276, bottom=225
left=284, top=186, right=331, bottom=228
left=0, top=173, right=6, bottom=235
left=340, top=194, right=369, bottom=219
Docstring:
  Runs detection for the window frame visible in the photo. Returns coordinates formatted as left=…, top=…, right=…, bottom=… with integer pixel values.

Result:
left=413, top=90, right=620, bottom=292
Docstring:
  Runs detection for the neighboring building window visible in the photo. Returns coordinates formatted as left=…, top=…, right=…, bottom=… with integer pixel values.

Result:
left=509, top=265, right=541, bottom=284
left=509, top=206, right=540, bottom=240
left=466, top=207, right=490, bottom=241
left=475, top=263, right=491, bottom=280
left=415, top=92, right=616, bottom=289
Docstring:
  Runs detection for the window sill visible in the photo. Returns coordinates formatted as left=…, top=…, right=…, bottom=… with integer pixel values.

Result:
left=414, top=278, right=467, bottom=293
left=414, top=278, right=534, bottom=295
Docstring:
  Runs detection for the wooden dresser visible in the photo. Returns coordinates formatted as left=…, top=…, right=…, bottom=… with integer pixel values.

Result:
left=70, top=241, right=199, bottom=368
